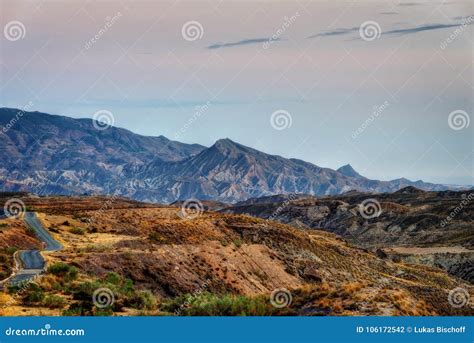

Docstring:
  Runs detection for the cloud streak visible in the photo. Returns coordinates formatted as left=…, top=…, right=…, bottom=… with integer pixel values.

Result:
left=309, top=20, right=473, bottom=40
left=207, top=38, right=282, bottom=49
left=398, top=2, right=423, bottom=6
left=384, top=23, right=464, bottom=35
left=307, top=27, right=359, bottom=38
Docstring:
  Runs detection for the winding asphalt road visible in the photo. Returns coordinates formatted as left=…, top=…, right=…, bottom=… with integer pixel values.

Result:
left=6, top=212, right=62, bottom=285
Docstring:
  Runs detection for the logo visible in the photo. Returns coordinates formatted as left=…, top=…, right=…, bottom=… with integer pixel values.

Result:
left=181, top=21, right=204, bottom=41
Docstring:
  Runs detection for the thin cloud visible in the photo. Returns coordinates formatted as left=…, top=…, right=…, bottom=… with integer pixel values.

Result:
left=206, top=38, right=282, bottom=49
left=311, top=20, right=473, bottom=40
left=308, top=27, right=358, bottom=38
left=398, top=2, right=423, bottom=6
left=384, top=23, right=466, bottom=35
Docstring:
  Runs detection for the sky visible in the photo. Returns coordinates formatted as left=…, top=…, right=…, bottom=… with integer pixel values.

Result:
left=0, top=0, right=473, bottom=185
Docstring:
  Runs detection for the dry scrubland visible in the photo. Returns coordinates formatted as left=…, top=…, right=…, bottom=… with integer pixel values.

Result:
left=0, top=196, right=472, bottom=316
left=225, top=188, right=474, bottom=282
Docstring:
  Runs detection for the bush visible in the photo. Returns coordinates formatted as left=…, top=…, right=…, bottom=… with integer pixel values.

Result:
left=72, top=281, right=102, bottom=301
left=48, top=262, right=71, bottom=276
left=70, top=227, right=86, bottom=235
left=68, top=273, right=142, bottom=315
left=62, top=302, right=93, bottom=316
left=48, top=262, right=78, bottom=281
left=148, top=232, right=167, bottom=243
left=66, top=266, right=78, bottom=281
left=105, top=272, right=121, bottom=285
left=160, top=292, right=274, bottom=316
left=43, top=294, right=66, bottom=308
left=128, top=290, right=157, bottom=310
left=233, top=238, right=243, bottom=248
left=5, top=247, right=17, bottom=255
left=94, top=307, right=114, bottom=316
left=22, top=284, right=45, bottom=305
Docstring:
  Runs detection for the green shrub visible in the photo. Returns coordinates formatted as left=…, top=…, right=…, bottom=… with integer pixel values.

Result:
left=48, top=262, right=78, bottom=281
left=72, top=281, right=103, bottom=301
left=43, top=294, right=66, bottom=308
left=94, top=307, right=114, bottom=316
left=127, top=290, right=157, bottom=310
left=66, top=266, right=78, bottom=281
left=5, top=247, right=17, bottom=255
left=48, top=262, right=71, bottom=276
left=62, top=307, right=82, bottom=316
left=22, top=284, right=45, bottom=305
left=62, top=302, right=93, bottom=316
left=148, top=231, right=168, bottom=243
left=160, top=292, right=274, bottom=316
left=70, top=227, right=86, bottom=235
left=121, top=278, right=134, bottom=295
left=67, top=272, right=143, bottom=315
left=7, top=284, right=21, bottom=294
left=105, top=272, right=121, bottom=285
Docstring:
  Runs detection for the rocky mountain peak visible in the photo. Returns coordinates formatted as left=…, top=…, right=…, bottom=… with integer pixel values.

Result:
left=337, top=164, right=361, bottom=178
left=212, top=138, right=241, bottom=151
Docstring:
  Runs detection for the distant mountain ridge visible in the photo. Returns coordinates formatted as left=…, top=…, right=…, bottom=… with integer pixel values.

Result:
left=0, top=108, right=465, bottom=203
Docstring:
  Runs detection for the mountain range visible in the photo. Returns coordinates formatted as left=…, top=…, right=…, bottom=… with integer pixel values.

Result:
left=0, top=108, right=465, bottom=203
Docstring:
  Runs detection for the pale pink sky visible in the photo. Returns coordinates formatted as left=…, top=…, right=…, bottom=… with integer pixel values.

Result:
left=1, top=0, right=473, bottom=185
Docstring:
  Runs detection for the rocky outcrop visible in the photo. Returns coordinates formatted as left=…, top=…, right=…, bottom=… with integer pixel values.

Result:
left=224, top=190, right=474, bottom=282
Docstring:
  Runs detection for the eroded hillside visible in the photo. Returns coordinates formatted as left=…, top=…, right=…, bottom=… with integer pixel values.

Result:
left=0, top=195, right=472, bottom=316
left=224, top=188, right=474, bottom=282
